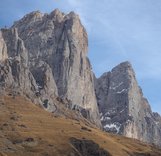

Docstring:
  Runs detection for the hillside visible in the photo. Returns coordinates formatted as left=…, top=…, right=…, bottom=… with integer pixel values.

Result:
left=0, top=95, right=161, bottom=156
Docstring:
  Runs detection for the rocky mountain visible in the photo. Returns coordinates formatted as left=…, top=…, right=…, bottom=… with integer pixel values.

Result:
left=0, top=9, right=161, bottom=148
left=0, top=9, right=101, bottom=127
left=95, top=61, right=161, bottom=146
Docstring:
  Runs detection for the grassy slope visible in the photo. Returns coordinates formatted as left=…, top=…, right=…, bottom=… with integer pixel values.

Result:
left=0, top=95, right=161, bottom=156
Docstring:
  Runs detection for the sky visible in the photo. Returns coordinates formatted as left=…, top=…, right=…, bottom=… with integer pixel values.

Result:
left=0, top=0, right=161, bottom=114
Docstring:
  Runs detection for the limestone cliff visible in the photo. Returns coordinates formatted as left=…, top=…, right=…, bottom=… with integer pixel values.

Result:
left=95, top=61, right=161, bottom=146
left=0, top=28, right=38, bottom=100
left=0, top=9, right=101, bottom=127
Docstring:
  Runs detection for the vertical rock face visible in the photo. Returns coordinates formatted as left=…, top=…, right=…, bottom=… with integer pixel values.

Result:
left=0, top=9, right=101, bottom=127
left=0, top=28, right=38, bottom=99
left=0, top=31, right=8, bottom=61
left=95, top=61, right=161, bottom=146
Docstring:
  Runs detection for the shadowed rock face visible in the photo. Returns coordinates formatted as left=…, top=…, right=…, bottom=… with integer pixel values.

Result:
left=70, top=138, right=111, bottom=156
left=95, top=61, right=161, bottom=146
left=0, top=9, right=101, bottom=127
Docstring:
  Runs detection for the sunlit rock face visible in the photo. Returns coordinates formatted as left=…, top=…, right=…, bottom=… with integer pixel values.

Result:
left=95, top=61, right=161, bottom=146
left=0, top=28, right=38, bottom=100
left=0, top=9, right=101, bottom=127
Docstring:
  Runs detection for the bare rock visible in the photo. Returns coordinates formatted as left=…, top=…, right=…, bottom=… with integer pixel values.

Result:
left=0, top=9, right=101, bottom=127
left=70, top=138, right=111, bottom=156
left=95, top=61, right=161, bottom=146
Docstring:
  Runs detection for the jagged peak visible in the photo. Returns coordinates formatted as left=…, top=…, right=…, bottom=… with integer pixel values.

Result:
left=49, top=9, right=65, bottom=21
left=67, top=11, right=79, bottom=19
left=12, top=9, right=81, bottom=29
left=25, top=10, right=43, bottom=17
left=97, top=61, right=133, bottom=80
left=113, top=61, right=132, bottom=69
left=63, top=11, right=80, bottom=24
left=111, top=61, right=135, bottom=76
left=13, top=10, right=44, bottom=27
left=50, top=8, right=62, bottom=14
left=50, top=9, right=64, bottom=16
left=22, top=10, right=44, bottom=21
left=49, top=9, right=79, bottom=21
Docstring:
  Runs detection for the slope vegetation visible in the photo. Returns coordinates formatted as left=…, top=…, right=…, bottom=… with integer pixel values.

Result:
left=0, top=95, right=160, bottom=156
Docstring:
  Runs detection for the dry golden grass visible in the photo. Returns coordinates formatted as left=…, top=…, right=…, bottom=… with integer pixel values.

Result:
left=0, top=95, right=160, bottom=156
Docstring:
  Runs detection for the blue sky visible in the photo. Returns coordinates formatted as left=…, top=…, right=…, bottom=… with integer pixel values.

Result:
left=0, top=0, right=161, bottom=114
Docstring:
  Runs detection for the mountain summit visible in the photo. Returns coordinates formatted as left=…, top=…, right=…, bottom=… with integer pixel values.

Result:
left=0, top=9, right=101, bottom=127
left=95, top=61, right=161, bottom=146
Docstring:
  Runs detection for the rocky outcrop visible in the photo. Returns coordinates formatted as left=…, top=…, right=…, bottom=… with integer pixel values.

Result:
left=70, top=138, right=111, bottom=156
left=0, top=28, right=38, bottom=100
left=95, top=61, right=161, bottom=146
left=0, top=9, right=101, bottom=127
left=0, top=31, right=8, bottom=61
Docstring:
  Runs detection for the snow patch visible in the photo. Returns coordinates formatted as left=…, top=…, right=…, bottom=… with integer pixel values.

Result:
left=104, top=122, right=121, bottom=133
left=8, top=57, right=14, bottom=60
left=37, top=83, right=43, bottom=89
left=117, top=89, right=128, bottom=94
left=100, top=116, right=104, bottom=121
left=101, top=116, right=111, bottom=121
left=105, top=112, right=110, bottom=116
left=155, top=121, right=159, bottom=125
left=126, top=119, right=132, bottom=123
left=120, top=109, right=125, bottom=113
left=110, top=82, right=123, bottom=90
left=105, top=109, right=116, bottom=115
left=104, top=116, right=111, bottom=120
